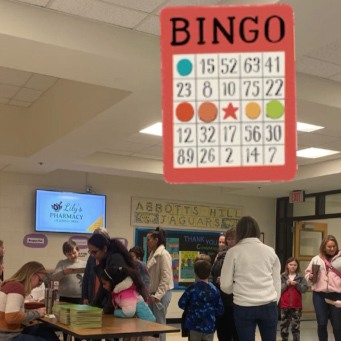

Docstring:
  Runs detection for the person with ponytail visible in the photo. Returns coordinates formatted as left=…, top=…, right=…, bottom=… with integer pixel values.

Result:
left=146, top=227, right=174, bottom=341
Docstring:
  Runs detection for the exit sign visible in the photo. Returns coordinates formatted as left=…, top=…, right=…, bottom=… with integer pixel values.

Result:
left=289, top=190, right=305, bottom=204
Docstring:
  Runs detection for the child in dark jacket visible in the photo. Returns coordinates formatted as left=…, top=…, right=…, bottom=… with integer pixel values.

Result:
left=280, top=257, right=308, bottom=341
left=179, top=260, right=224, bottom=341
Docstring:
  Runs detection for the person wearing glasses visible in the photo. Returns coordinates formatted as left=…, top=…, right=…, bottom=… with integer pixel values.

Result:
left=82, top=228, right=110, bottom=307
left=86, top=232, right=135, bottom=314
left=0, top=261, right=59, bottom=340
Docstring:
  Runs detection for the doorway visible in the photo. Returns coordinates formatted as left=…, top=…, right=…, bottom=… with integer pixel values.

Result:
left=294, top=221, right=327, bottom=316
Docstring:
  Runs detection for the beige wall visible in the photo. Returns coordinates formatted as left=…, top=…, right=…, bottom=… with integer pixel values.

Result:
left=0, top=169, right=276, bottom=317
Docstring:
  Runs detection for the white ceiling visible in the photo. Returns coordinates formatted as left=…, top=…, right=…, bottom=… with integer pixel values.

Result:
left=1, top=0, right=341, bottom=198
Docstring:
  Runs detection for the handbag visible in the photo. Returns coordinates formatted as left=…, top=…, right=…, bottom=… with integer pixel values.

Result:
left=324, top=258, right=341, bottom=278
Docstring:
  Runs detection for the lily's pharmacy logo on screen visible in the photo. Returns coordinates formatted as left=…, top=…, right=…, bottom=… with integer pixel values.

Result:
left=161, top=4, right=296, bottom=183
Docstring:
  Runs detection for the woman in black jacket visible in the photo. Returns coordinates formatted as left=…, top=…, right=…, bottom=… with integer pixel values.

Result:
left=87, top=234, right=135, bottom=313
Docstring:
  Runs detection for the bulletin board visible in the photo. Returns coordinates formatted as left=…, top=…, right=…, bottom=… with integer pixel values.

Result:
left=135, top=227, right=221, bottom=289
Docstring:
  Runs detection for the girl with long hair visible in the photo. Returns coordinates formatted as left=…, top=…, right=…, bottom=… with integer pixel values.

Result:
left=0, top=261, right=59, bottom=341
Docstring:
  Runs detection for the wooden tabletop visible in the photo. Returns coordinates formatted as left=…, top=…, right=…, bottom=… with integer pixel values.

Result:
left=40, top=314, right=179, bottom=339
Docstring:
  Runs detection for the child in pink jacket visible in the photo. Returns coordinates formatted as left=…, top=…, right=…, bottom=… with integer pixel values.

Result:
left=100, top=266, right=155, bottom=321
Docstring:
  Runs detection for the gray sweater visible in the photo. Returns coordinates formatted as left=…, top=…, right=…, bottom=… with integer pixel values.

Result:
left=51, top=259, right=86, bottom=298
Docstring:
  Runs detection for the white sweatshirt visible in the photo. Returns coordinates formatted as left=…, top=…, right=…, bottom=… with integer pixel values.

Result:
left=220, top=238, right=281, bottom=307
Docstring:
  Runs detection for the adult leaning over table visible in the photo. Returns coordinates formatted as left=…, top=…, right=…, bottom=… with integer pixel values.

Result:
left=82, top=228, right=111, bottom=306
left=0, top=261, right=59, bottom=341
left=87, top=233, right=136, bottom=314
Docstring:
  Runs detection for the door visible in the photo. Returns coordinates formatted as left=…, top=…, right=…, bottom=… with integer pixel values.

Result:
left=294, top=221, right=328, bottom=316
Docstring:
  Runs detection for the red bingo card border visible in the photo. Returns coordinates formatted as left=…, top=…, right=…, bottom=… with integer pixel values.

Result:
left=161, top=4, right=296, bottom=183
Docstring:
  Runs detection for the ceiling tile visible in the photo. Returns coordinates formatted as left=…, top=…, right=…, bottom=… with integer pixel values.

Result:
left=306, top=39, right=341, bottom=66
left=162, top=0, right=221, bottom=7
left=0, top=98, right=9, bottom=104
left=155, top=0, right=221, bottom=15
left=8, top=99, right=31, bottom=108
left=25, top=74, right=58, bottom=91
left=0, top=84, right=19, bottom=98
left=135, top=15, right=160, bottom=35
left=0, top=67, right=32, bottom=87
left=329, top=72, right=341, bottom=83
left=12, top=0, right=49, bottom=6
left=102, top=0, right=166, bottom=13
left=49, top=0, right=147, bottom=29
left=102, top=140, right=152, bottom=154
left=132, top=153, right=162, bottom=161
left=14, top=88, right=42, bottom=102
left=126, top=133, right=162, bottom=144
left=320, top=127, right=341, bottom=139
left=132, top=145, right=163, bottom=160
left=296, top=57, right=341, bottom=78
left=298, top=133, right=341, bottom=149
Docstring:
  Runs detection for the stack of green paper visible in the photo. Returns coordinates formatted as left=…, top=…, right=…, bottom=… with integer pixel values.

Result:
left=69, top=305, right=103, bottom=328
left=53, top=304, right=103, bottom=328
left=52, top=304, right=73, bottom=322
left=52, top=304, right=61, bottom=317
left=59, top=306, right=71, bottom=325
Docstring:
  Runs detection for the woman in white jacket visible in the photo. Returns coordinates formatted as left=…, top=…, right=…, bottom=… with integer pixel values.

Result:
left=220, top=216, right=281, bottom=341
left=146, top=227, right=174, bottom=341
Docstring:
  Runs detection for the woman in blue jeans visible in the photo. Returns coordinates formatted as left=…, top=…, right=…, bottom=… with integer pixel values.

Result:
left=305, top=234, right=341, bottom=341
left=220, top=216, right=281, bottom=341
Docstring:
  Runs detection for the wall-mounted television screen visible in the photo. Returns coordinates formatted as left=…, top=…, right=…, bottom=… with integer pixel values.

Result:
left=35, top=189, right=106, bottom=234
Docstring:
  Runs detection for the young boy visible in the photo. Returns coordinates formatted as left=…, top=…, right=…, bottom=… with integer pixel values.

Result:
left=178, top=260, right=224, bottom=341
left=51, top=240, right=86, bottom=303
left=51, top=241, right=86, bottom=341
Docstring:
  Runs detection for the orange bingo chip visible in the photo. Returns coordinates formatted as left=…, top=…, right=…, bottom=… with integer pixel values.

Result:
left=245, top=102, right=261, bottom=119
left=176, top=102, right=194, bottom=122
left=198, top=102, right=218, bottom=122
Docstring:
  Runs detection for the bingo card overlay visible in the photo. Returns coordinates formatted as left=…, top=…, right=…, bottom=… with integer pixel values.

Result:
left=173, top=52, right=285, bottom=168
left=161, top=4, right=296, bottom=183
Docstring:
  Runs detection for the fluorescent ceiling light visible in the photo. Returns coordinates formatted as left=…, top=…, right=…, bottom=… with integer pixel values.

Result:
left=139, top=122, right=162, bottom=136
left=297, top=122, right=324, bottom=132
left=140, top=121, right=323, bottom=136
left=297, top=147, right=339, bottom=159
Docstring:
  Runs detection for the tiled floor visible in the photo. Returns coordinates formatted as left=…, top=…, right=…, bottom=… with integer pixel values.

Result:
left=166, top=320, right=334, bottom=340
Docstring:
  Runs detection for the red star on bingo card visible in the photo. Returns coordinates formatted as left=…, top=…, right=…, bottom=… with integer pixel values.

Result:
left=223, top=103, right=238, bottom=119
